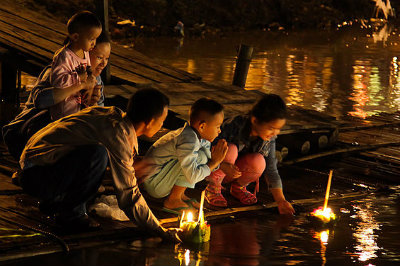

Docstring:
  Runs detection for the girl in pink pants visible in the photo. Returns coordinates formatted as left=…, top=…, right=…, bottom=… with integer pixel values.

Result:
left=206, top=144, right=266, bottom=206
left=204, top=94, right=295, bottom=215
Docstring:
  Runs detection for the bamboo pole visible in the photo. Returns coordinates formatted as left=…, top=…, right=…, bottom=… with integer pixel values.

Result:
left=339, top=121, right=400, bottom=132
left=323, top=170, right=333, bottom=211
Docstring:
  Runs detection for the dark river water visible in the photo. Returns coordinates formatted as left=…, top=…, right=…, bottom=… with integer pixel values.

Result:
left=133, top=24, right=400, bottom=120
left=5, top=186, right=400, bottom=266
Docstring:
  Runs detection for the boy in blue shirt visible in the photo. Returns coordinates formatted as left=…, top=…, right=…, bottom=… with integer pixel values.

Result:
left=142, top=98, right=228, bottom=212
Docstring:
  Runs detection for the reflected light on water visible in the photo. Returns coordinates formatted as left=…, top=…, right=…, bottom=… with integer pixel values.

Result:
left=121, top=27, right=400, bottom=120
left=175, top=247, right=203, bottom=266
left=389, top=57, right=400, bottom=108
left=186, top=59, right=196, bottom=76
left=184, top=249, right=190, bottom=266
left=313, top=230, right=330, bottom=266
left=351, top=202, right=381, bottom=263
left=286, top=55, right=304, bottom=106
left=349, top=64, right=370, bottom=119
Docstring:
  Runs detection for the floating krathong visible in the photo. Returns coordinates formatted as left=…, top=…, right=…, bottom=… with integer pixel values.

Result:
left=179, top=191, right=211, bottom=243
left=311, top=206, right=336, bottom=223
left=310, top=170, right=337, bottom=224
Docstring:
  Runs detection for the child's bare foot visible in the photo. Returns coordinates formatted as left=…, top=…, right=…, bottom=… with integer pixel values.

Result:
left=164, top=198, right=190, bottom=210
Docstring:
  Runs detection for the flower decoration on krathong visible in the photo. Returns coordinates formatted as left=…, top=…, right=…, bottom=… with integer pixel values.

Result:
left=179, top=191, right=211, bottom=243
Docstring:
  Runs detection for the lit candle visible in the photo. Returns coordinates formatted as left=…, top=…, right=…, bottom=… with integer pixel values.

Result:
left=179, top=191, right=211, bottom=243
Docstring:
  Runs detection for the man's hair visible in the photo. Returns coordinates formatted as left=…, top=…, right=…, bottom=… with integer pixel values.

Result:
left=95, top=31, right=111, bottom=45
left=126, top=88, right=169, bottom=124
left=67, top=11, right=102, bottom=34
left=189, top=98, right=224, bottom=123
left=250, top=94, right=287, bottom=123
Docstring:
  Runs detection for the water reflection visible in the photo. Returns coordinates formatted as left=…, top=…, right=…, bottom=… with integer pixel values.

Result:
left=5, top=190, right=400, bottom=266
left=134, top=26, right=400, bottom=119
left=350, top=201, right=381, bottom=263
left=313, top=229, right=331, bottom=266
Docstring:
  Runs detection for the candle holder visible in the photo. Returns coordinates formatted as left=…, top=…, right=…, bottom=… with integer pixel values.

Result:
left=308, top=206, right=337, bottom=227
left=179, top=212, right=211, bottom=243
left=179, top=191, right=211, bottom=243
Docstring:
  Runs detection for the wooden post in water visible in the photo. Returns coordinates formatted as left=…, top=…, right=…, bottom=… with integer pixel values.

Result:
left=96, top=0, right=111, bottom=84
left=232, top=44, right=253, bottom=88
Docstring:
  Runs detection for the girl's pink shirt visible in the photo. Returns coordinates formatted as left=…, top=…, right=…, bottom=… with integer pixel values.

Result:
left=49, top=46, right=91, bottom=120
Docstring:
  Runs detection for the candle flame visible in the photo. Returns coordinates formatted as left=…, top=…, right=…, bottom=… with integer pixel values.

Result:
left=187, top=211, right=193, bottom=222
left=311, top=206, right=336, bottom=223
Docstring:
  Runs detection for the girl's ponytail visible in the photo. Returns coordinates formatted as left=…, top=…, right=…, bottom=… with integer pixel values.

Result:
left=63, top=36, right=70, bottom=46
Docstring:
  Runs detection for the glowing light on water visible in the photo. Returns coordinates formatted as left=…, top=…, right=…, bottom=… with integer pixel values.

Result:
left=349, top=64, right=370, bottom=119
left=373, top=0, right=394, bottom=20
left=313, top=230, right=331, bottom=266
left=184, top=249, right=190, bottom=266
left=350, top=202, right=381, bottom=262
left=319, top=230, right=329, bottom=244
left=311, top=207, right=336, bottom=223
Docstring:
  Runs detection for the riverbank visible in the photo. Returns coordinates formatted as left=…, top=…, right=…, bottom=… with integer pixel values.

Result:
left=16, top=0, right=400, bottom=39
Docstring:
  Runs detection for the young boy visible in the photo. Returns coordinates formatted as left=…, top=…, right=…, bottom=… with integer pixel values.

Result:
left=142, top=98, right=228, bottom=212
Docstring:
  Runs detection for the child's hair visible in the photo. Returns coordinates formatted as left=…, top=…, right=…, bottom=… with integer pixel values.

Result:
left=190, top=98, right=224, bottom=123
left=63, top=11, right=102, bottom=45
left=250, top=94, right=287, bottom=123
left=127, top=88, right=169, bottom=124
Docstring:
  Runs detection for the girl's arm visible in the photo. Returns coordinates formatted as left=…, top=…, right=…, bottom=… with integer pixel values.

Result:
left=264, top=139, right=295, bottom=215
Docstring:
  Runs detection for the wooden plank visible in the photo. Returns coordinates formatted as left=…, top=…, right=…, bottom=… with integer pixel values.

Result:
left=0, top=4, right=200, bottom=84
left=0, top=16, right=177, bottom=84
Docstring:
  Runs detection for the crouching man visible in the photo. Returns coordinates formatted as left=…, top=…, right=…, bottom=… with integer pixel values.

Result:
left=19, top=88, right=179, bottom=241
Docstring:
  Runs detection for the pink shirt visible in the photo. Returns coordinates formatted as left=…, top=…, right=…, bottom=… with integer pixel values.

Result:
left=50, top=46, right=91, bottom=120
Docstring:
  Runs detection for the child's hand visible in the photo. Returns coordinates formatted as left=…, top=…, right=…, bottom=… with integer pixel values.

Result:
left=220, top=162, right=241, bottom=179
left=81, top=75, right=96, bottom=104
left=211, top=139, right=228, bottom=164
left=75, top=64, right=88, bottom=83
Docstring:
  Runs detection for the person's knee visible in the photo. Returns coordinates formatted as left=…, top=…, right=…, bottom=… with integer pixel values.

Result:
left=223, top=143, right=238, bottom=163
left=237, top=153, right=266, bottom=173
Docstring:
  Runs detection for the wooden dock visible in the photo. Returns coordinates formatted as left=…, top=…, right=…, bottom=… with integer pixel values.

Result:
left=1, top=0, right=400, bottom=262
